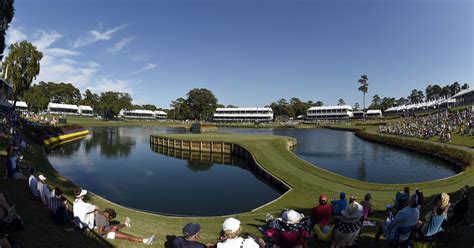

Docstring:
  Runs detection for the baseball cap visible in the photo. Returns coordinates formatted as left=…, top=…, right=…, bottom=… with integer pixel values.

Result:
left=183, top=223, right=201, bottom=237
left=222, top=218, right=240, bottom=232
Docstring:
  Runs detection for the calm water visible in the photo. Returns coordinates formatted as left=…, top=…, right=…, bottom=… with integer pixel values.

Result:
left=48, top=126, right=458, bottom=215
left=47, top=126, right=282, bottom=216
left=219, top=127, right=458, bottom=183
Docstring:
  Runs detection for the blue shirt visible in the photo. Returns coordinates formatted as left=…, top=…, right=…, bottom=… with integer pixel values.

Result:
left=333, top=199, right=347, bottom=215
left=384, top=206, right=420, bottom=240
left=6, top=156, right=16, bottom=178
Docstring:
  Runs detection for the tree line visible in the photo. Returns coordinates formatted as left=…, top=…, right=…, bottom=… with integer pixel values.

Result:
left=368, top=82, right=469, bottom=111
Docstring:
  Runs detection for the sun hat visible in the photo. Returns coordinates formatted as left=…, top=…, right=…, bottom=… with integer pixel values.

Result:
left=282, top=210, right=303, bottom=224
left=341, top=202, right=363, bottom=219
left=183, top=223, right=201, bottom=237
left=38, top=174, right=46, bottom=181
left=440, top=193, right=450, bottom=209
left=222, top=218, right=240, bottom=232
left=77, top=189, right=88, bottom=197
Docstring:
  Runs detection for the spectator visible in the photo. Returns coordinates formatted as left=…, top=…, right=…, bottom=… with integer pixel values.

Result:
left=448, top=185, right=470, bottom=225
left=311, top=194, right=332, bottom=227
left=375, top=194, right=420, bottom=243
left=37, top=175, right=51, bottom=206
left=95, top=208, right=155, bottom=245
left=264, top=209, right=310, bottom=248
left=73, top=188, right=98, bottom=229
left=394, top=187, right=410, bottom=211
left=217, top=218, right=262, bottom=248
left=360, top=193, right=374, bottom=220
left=28, top=168, right=40, bottom=200
left=49, top=187, right=72, bottom=225
left=332, top=192, right=347, bottom=216
left=417, top=192, right=450, bottom=235
left=173, top=223, right=207, bottom=248
left=5, top=151, right=25, bottom=180
left=331, top=201, right=363, bottom=248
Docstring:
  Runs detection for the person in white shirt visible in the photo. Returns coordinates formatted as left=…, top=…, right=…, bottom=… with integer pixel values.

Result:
left=216, top=218, right=264, bottom=248
left=73, top=188, right=98, bottom=229
left=28, top=168, right=40, bottom=199
left=37, top=174, right=51, bottom=206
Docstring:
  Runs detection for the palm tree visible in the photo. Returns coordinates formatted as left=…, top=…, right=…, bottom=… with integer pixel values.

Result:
left=357, top=75, right=369, bottom=112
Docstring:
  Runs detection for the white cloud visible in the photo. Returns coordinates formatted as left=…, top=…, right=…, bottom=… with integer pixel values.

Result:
left=129, top=63, right=157, bottom=75
left=87, top=77, right=134, bottom=94
left=73, top=24, right=127, bottom=49
left=129, top=53, right=149, bottom=62
left=20, top=29, right=99, bottom=89
left=106, top=37, right=134, bottom=54
left=5, top=26, right=28, bottom=46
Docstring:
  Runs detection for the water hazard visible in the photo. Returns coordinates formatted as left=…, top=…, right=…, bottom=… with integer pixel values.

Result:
left=219, top=127, right=458, bottom=183
left=47, top=126, right=458, bottom=215
left=47, top=126, right=282, bottom=216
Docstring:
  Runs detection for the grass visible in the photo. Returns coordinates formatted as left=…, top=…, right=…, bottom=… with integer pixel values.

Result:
left=4, top=118, right=474, bottom=247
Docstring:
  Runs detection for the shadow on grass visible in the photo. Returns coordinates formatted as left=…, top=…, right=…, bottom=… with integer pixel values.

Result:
left=0, top=136, right=114, bottom=248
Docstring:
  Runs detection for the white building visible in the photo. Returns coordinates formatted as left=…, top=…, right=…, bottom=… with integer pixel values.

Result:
left=47, top=103, right=79, bottom=115
left=213, top=107, right=273, bottom=122
left=366, top=109, right=382, bottom=117
left=8, top=100, right=28, bottom=112
left=306, top=105, right=354, bottom=119
left=119, top=109, right=155, bottom=119
left=153, top=110, right=167, bottom=119
left=78, top=105, right=94, bottom=116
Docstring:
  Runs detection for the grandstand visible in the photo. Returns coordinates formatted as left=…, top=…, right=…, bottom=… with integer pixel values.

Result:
left=47, top=103, right=79, bottom=115
left=213, top=107, right=274, bottom=122
left=153, top=110, right=167, bottom=119
left=78, top=105, right=94, bottom=116
left=366, top=109, right=382, bottom=117
left=8, top=100, right=28, bottom=112
left=306, top=105, right=354, bottom=119
left=119, top=109, right=155, bottom=119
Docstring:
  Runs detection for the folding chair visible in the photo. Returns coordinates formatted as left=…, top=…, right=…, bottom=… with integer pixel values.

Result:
left=389, top=225, right=415, bottom=248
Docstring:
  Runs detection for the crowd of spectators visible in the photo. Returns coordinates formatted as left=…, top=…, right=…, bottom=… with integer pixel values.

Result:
left=378, top=108, right=473, bottom=142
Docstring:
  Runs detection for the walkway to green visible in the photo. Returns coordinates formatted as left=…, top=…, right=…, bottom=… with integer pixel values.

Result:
left=2, top=128, right=474, bottom=247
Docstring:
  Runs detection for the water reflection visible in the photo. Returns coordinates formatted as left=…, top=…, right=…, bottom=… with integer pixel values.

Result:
left=84, top=128, right=136, bottom=158
left=48, top=127, right=282, bottom=216
left=219, top=127, right=458, bottom=183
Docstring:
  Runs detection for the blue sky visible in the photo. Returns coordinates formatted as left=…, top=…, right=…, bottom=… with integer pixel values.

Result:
left=5, top=0, right=472, bottom=108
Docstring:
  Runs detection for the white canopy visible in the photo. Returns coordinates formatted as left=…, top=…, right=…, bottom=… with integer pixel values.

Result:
left=48, top=102, right=79, bottom=110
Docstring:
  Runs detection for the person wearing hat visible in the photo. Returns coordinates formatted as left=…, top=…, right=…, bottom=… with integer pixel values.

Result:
left=72, top=188, right=99, bottom=229
left=311, top=195, right=332, bottom=228
left=263, top=210, right=310, bottom=247
left=217, top=218, right=262, bottom=248
left=331, top=201, right=363, bottom=248
left=96, top=208, right=155, bottom=245
left=332, top=192, right=347, bottom=216
left=37, top=174, right=51, bottom=206
left=173, top=223, right=206, bottom=248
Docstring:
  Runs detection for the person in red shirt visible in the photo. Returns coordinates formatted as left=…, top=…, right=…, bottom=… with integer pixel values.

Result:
left=311, top=195, right=333, bottom=228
